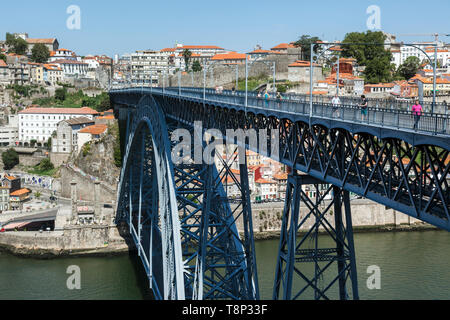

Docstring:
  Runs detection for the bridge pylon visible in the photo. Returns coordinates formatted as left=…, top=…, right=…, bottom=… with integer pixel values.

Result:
left=273, top=170, right=359, bottom=300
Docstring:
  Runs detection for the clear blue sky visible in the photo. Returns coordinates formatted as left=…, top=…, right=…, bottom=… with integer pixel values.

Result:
left=1, top=0, right=449, bottom=57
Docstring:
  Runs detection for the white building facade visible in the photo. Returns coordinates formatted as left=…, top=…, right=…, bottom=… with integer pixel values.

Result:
left=18, top=107, right=98, bottom=144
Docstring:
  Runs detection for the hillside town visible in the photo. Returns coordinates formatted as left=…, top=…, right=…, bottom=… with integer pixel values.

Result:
left=0, top=30, right=449, bottom=218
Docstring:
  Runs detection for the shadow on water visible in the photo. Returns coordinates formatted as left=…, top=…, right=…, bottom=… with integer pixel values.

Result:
left=127, top=251, right=155, bottom=300
left=117, top=221, right=155, bottom=300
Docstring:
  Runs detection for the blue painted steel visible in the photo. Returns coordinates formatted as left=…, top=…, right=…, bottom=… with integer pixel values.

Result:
left=111, top=86, right=449, bottom=301
left=114, top=92, right=258, bottom=300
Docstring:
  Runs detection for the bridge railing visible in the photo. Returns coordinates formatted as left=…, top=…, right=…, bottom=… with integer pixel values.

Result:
left=168, top=86, right=449, bottom=114
left=111, top=86, right=450, bottom=135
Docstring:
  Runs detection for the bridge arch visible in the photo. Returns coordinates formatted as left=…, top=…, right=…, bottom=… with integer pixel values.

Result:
left=117, top=95, right=185, bottom=300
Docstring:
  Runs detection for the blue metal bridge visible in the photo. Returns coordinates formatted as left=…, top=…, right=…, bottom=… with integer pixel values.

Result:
left=110, top=86, right=450, bottom=300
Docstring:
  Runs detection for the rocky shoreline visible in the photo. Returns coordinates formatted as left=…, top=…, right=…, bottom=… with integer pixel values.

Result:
left=0, top=241, right=131, bottom=259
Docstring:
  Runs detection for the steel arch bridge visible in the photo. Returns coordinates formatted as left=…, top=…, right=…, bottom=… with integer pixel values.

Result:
left=110, top=86, right=450, bottom=301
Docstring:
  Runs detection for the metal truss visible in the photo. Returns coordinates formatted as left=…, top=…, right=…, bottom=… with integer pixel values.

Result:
left=116, top=95, right=185, bottom=300
left=157, top=96, right=449, bottom=231
left=114, top=94, right=258, bottom=300
left=165, top=116, right=259, bottom=300
left=273, top=172, right=359, bottom=300
left=110, top=88, right=449, bottom=301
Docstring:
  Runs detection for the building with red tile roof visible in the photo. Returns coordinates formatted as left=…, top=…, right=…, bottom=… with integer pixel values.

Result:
left=78, top=124, right=108, bottom=135
left=19, top=107, right=99, bottom=144
left=77, top=124, right=108, bottom=153
left=211, top=52, right=248, bottom=65
left=25, top=37, right=59, bottom=53
left=271, top=43, right=296, bottom=53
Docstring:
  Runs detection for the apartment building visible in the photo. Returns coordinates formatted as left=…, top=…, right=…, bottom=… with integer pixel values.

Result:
left=131, top=50, right=173, bottom=85
left=51, top=59, right=88, bottom=78
left=18, top=107, right=98, bottom=144
left=43, top=64, right=63, bottom=85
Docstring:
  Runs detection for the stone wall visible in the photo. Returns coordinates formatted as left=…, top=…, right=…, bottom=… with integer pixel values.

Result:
left=50, top=152, right=70, bottom=168
left=162, top=55, right=295, bottom=89
left=0, top=148, right=47, bottom=168
left=0, top=225, right=130, bottom=257
left=235, top=199, right=426, bottom=235
left=60, top=165, right=116, bottom=203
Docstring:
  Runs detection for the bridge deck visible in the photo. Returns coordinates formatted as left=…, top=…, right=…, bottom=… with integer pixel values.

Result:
left=112, top=87, right=450, bottom=149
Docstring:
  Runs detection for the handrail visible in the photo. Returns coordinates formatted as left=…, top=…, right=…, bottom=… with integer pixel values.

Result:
left=110, top=86, right=450, bottom=136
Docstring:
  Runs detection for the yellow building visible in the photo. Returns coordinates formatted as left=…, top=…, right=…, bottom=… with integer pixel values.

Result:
left=29, top=63, right=44, bottom=84
left=413, top=75, right=450, bottom=96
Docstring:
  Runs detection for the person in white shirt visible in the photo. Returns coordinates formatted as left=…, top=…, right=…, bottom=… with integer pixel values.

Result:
left=331, top=94, right=341, bottom=117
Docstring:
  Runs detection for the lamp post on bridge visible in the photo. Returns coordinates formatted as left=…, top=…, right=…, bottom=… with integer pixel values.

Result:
left=245, top=55, right=277, bottom=112
left=150, top=68, right=153, bottom=93
left=163, top=69, right=166, bottom=95
left=203, top=61, right=239, bottom=102
left=309, top=41, right=443, bottom=121
left=178, top=70, right=181, bottom=97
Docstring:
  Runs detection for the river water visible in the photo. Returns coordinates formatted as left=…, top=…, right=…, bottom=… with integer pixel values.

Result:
left=1, top=230, right=449, bottom=300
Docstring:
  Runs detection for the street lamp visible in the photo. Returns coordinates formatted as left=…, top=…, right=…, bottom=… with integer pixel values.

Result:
left=245, top=55, right=276, bottom=111
left=203, top=61, right=239, bottom=101
left=178, top=70, right=181, bottom=97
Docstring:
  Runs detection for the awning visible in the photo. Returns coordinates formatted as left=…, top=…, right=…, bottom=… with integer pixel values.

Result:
left=3, top=221, right=31, bottom=230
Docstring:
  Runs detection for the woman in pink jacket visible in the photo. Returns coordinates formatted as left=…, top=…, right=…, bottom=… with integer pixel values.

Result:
left=412, top=100, right=423, bottom=130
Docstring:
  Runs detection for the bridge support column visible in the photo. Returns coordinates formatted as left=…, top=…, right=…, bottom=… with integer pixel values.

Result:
left=273, top=171, right=359, bottom=300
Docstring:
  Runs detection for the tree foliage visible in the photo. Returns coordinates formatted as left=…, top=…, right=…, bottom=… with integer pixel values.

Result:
left=37, top=158, right=54, bottom=172
left=182, top=49, right=192, bottom=71
left=55, top=87, right=67, bottom=101
left=341, top=31, right=393, bottom=84
left=5, top=32, right=28, bottom=55
left=2, top=148, right=19, bottom=170
left=397, top=56, right=420, bottom=80
left=192, top=60, right=202, bottom=72
left=293, top=35, right=322, bottom=61
left=31, top=43, right=50, bottom=63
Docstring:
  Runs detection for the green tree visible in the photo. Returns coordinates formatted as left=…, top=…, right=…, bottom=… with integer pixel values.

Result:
left=397, top=56, right=420, bottom=80
left=31, top=43, right=50, bottom=63
left=293, top=35, right=322, bottom=61
left=30, top=139, right=37, bottom=147
left=182, top=49, right=192, bottom=71
left=0, top=53, right=6, bottom=63
left=192, top=60, right=202, bottom=72
left=55, top=87, right=67, bottom=101
left=37, top=158, right=54, bottom=172
left=5, top=33, right=28, bottom=55
left=2, top=148, right=19, bottom=170
left=341, top=31, right=393, bottom=84
left=96, top=92, right=111, bottom=112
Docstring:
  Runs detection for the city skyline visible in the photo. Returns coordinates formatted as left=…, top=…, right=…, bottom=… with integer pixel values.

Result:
left=1, top=0, right=449, bottom=57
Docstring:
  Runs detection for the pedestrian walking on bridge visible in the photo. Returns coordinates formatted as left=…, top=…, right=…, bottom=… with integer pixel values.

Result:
left=264, top=90, right=270, bottom=108
left=412, top=100, right=423, bottom=130
left=276, top=92, right=282, bottom=108
left=359, top=95, right=368, bottom=122
left=331, top=94, right=341, bottom=117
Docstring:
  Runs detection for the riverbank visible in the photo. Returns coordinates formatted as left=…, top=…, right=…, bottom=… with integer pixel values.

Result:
left=0, top=225, right=134, bottom=259
left=251, top=222, right=438, bottom=241
left=0, top=221, right=438, bottom=258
